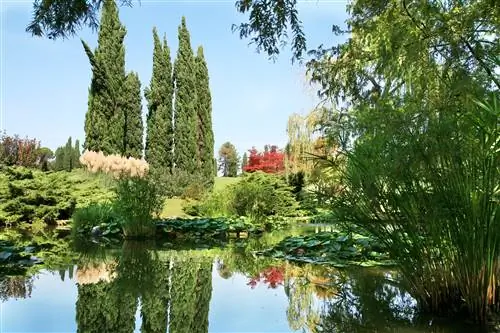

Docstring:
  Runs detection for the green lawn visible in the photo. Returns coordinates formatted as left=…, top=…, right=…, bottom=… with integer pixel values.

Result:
left=161, top=177, right=239, bottom=218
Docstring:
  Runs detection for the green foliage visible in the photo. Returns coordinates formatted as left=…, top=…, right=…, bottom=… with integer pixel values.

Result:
left=0, top=132, right=43, bottom=168
left=0, top=167, right=114, bottom=226
left=230, top=171, right=298, bottom=220
left=122, top=72, right=144, bottom=159
left=53, top=136, right=81, bottom=172
left=257, top=231, right=392, bottom=267
left=188, top=172, right=299, bottom=229
left=218, top=141, right=239, bottom=177
left=286, top=170, right=306, bottom=201
left=113, top=176, right=164, bottom=239
left=0, top=167, right=76, bottom=225
left=335, top=96, right=500, bottom=320
left=157, top=217, right=262, bottom=238
left=194, top=46, right=215, bottom=190
left=71, top=202, right=121, bottom=238
left=184, top=188, right=231, bottom=217
left=154, top=168, right=208, bottom=200
left=241, top=152, right=248, bottom=171
left=145, top=27, right=174, bottom=172
left=82, top=0, right=127, bottom=155
left=173, top=17, right=198, bottom=175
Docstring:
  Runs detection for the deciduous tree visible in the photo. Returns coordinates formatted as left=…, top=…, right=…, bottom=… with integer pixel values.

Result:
left=243, top=145, right=285, bottom=174
left=218, top=142, right=239, bottom=177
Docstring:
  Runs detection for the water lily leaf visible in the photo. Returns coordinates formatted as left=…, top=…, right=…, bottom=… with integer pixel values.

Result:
left=0, top=251, right=12, bottom=261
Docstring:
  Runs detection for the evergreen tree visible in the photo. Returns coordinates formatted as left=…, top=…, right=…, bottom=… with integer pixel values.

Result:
left=73, top=139, right=81, bottom=168
left=194, top=46, right=215, bottom=188
left=83, top=0, right=126, bottom=155
left=241, top=152, right=248, bottom=172
left=54, top=147, right=65, bottom=171
left=54, top=137, right=82, bottom=171
left=123, top=72, right=144, bottom=159
left=63, top=137, right=73, bottom=171
left=145, top=28, right=174, bottom=171
left=173, top=17, right=197, bottom=175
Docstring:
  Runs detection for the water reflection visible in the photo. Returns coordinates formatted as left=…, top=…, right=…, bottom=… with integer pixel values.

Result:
left=75, top=241, right=213, bottom=333
left=0, top=238, right=493, bottom=333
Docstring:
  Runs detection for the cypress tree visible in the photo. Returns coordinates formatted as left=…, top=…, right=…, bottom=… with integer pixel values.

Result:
left=145, top=28, right=174, bottom=171
left=73, top=139, right=81, bottom=168
left=63, top=137, right=73, bottom=171
left=194, top=46, right=215, bottom=188
left=83, top=0, right=126, bottom=155
left=241, top=152, right=248, bottom=172
left=54, top=147, right=64, bottom=171
left=123, top=72, right=144, bottom=159
left=173, top=17, right=197, bottom=175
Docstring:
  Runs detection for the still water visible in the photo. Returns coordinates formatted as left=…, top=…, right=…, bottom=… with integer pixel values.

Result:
left=0, top=238, right=490, bottom=333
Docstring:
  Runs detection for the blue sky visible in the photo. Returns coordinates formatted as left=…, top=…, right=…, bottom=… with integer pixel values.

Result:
left=0, top=0, right=348, bottom=157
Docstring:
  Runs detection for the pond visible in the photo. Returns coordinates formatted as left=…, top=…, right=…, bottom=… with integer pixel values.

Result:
left=0, top=231, right=491, bottom=333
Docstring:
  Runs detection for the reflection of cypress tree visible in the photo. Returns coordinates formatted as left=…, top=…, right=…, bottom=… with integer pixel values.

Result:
left=76, top=281, right=137, bottom=333
left=140, top=260, right=171, bottom=333
left=169, top=257, right=200, bottom=333
left=190, top=257, right=213, bottom=333
left=169, top=254, right=213, bottom=333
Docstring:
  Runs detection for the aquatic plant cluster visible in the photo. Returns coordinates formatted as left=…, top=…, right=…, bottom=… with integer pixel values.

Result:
left=256, top=231, right=393, bottom=267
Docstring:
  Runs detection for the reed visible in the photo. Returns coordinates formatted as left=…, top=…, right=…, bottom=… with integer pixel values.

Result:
left=334, top=95, right=500, bottom=322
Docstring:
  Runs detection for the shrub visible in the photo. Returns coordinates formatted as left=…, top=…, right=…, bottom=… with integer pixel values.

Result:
left=0, top=167, right=78, bottom=226
left=113, top=175, right=164, bottom=239
left=71, top=202, right=120, bottom=237
left=0, top=166, right=114, bottom=227
left=184, top=189, right=233, bottom=217
left=286, top=170, right=306, bottom=201
left=189, top=171, right=299, bottom=228
left=230, top=171, right=298, bottom=220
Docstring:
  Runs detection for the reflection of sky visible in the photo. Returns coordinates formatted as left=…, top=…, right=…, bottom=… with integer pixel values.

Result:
left=2, top=270, right=78, bottom=333
left=0, top=266, right=299, bottom=333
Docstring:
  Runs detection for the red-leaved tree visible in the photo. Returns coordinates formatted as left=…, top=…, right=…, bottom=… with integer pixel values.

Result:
left=242, top=145, right=285, bottom=174
left=247, top=266, right=285, bottom=289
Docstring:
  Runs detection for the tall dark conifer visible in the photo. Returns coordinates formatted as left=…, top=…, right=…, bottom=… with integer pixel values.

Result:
left=145, top=28, right=174, bottom=171
left=194, top=46, right=215, bottom=188
left=123, top=72, right=144, bottom=159
left=83, top=0, right=126, bottom=155
left=173, top=17, right=197, bottom=174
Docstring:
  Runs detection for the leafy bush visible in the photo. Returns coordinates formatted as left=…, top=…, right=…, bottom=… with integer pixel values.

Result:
left=71, top=202, right=121, bottom=238
left=0, top=167, right=114, bottom=227
left=187, top=172, right=299, bottom=229
left=184, top=189, right=232, bottom=217
left=286, top=170, right=306, bottom=201
left=230, top=172, right=298, bottom=219
left=113, top=176, right=164, bottom=239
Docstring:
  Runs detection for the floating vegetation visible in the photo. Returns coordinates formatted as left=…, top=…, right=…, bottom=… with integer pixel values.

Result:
left=157, top=217, right=264, bottom=239
left=256, top=231, right=395, bottom=267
